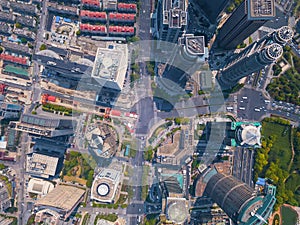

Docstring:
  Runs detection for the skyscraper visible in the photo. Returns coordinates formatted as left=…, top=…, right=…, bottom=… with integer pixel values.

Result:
left=217, top=26, right=293, bottom=89
left=195, top=0, right=230, bottom=24
left=216, top=0, right=275, bottom=50
left=218, top=43, right=282, bottom=89
left=203, top=173, right=276, bottom=225
left=155, top=0, right=187, bottom=44
left=158, top=34, right=208, bottom=94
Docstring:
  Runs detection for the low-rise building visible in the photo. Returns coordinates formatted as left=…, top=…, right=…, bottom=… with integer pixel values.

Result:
left=103, top=0, right=117, bottom=11
left=35, top=185, right=85, bottom=220
left=0, top=12, right=14, bottom=24
left=117, top=3, right=137, bottom=13
left=27, top=178, right=55, bottom=196
left=81, top=0, right=101, bottom=9
left=0, top=182, right=11, bottom=212
left=0, top=103, right=22, bottom=119
left=91, top=167, right=122, bottom=203
left=13, top=29, right=36, bottom=41
left=0, top=54, right=28, bottom=66
left=0, top=0, right=10, bottom=11
left=1, top=41, right=33, bottom=56
left=109, top=13, right=135, bottom=23
left=108, top=26, right=134, bottom=36
left=10, top=2, right=37, bottom=16
left=80, top=24, right=107, bottom=35
left=48, top=2, right=79, bottom=16
left=0, top=22, right=12, bottom=36
left=34, top=209, right=60, bottom=225
left=80, top=10, right=107, bottom=22
left=16, top=16, right=36, bottom=28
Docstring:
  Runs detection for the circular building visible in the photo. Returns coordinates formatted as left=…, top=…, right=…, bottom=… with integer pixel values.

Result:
left=97, top=183, right=110, bottom=197
left=234, top=122, right=262, bottom=147
left=167, top=198, right=188, bottom=224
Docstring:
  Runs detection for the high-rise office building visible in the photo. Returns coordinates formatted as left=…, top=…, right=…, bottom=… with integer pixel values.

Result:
left=203, top=173, right=276, bottom=225
left=155, top=0, right=187, bottom=44
left=195, top=0, right=230, bottom=24
left=157, top=34, right=208, bottom=94
left=217, top=26, right=293, bottom=89
left=216, top=0, right=275, bottom=50
left=218, top=43, right=282, bottom=89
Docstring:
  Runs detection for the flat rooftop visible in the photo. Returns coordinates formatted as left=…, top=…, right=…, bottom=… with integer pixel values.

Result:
left=91, top=168, right=121, bottom=203
left=248, top=0, right=275, bottom=19
left=35, top=185, right=85, bottom=211
left=27, top=153, right=59, bottom=177
left=162, top=0, right=187, bottom=27
left=185, top=36, right=205, bottom=55
left=91, top=43, right=128, bottom=90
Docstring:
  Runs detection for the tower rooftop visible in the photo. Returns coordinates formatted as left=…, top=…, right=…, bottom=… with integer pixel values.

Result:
left=248, top=0, right=275, bottom=20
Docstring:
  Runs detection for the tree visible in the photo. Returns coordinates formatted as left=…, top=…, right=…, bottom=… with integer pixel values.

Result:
left=0, top=164, right=5, bottom=170
left=198, top=90, right=205, bottom=95
left=76, top=30, right=81, bottom=36
left=86, top=170, right=94, bottom=188
left=249, top=36, right=253, bottom=44
left=39, top=44, right=47, bottom=51
left=20, top=37, right=27, bottom=44
left=0, top=47, right=3, bottom=54
left=144, top=147, right=153, bottom=161
left=15, top=23, right=22, bottom=29
left=127, top=36, right=139, bottom=42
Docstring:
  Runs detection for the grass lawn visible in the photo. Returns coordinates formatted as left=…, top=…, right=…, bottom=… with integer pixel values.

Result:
left=281, top=206, right=297, bottom=225
left=262, top=121, right=292, bottom=170
left=122, top=140, right=138, bottom=158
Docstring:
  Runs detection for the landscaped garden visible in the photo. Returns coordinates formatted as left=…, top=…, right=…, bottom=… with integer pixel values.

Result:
left=267, top=46, right=300, bottom=106
left=253, top=117, right=300, bottom=209
left=61, top=151, right=95, bottom=187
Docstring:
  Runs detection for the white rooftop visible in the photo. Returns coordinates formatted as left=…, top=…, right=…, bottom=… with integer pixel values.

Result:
left=241, top=124, right=261, bottom=146
left=91, top=43, right=128, bottom=90
left=27, top=153, right=59, bottom=178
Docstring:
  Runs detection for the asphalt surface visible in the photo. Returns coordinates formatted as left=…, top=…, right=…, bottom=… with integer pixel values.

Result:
left=234, top=88, right=300, bottom=125
left=134, top=97, right=154, bottom=135
left=236, top=88, right=269, bottom=120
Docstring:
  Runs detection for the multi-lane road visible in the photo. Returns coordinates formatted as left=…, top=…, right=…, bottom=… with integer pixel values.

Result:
left=229, top=88, right=300, bottom=125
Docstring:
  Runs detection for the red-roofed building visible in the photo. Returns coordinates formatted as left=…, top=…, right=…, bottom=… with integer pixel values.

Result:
left=117, top=3, right=137, bottom=13
left=0, top=54, right=27, bottom=65
left=0, top=84, right=6, bottom=95
left=80, top=24, right=107, bottom=34
left=109, top=13, right=135, bottom=23
left=80, top=10, right=107, bottom=21
left=110, top=109, right=121, bottom=117
left=108, top=26, right=134, bottom=36
left=81, top=0, right=100, bottom=7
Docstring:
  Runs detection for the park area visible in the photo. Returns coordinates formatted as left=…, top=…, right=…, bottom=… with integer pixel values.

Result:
left=254, top=117, right=300, bottom=208
left=61, top=151, right=96, bottom=187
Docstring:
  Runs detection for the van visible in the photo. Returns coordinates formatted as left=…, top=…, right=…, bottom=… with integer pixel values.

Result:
left=242, top=96, right=248, bottom=100
left=254, top=108, right=260, bottom=112
left=239, top=107, right=245, bottom=110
